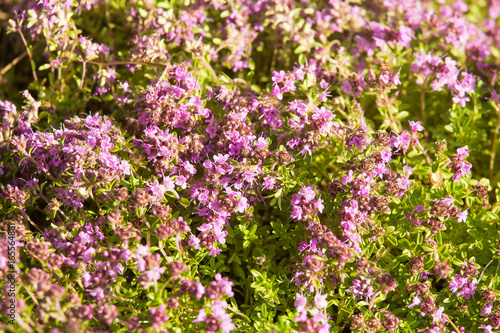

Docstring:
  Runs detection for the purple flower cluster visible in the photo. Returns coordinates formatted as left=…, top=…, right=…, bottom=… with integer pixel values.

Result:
left=193, top=274, right=235, bottom=333
left=412, top=53, right=476, bottom=107
left=449, top=261, right=478, bottom=300
left=407, top=282, right=446, bottom=331
left=3, top=0, right=500, bottom=331
left=294, top=292, right=331, bottom=333
left=450, top=147, right=473, bottom=183
left=405, top=196, right=469, bottom=232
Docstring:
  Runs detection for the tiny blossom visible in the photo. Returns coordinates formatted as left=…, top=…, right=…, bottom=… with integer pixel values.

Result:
left=482, top=303, right=493, bottom=316
left=295, top=293, right=308, bottom=312
left=408, top=295, right=421, bottom=308
left=409, top=120, right=425, bottom=132
left=432, top=307, right=444, bottom=324
left=456, top=209, right=468, bottom=223
left=342, top=170, right=354, bottom=185
left=5, top=1, right=500, bottom=332
left=341, top=80, right=353, bottom=94
left=314, top=293, right=328, bottom=309
left=480, top=325, right=494, bottom=333
left=300, top=186, right=316, bottom=202
left=262, top=176, right=277, bottom=190
left=450, top=147, right=473, bottom=183
left=491, top=90, right=500, bottom=103
left=457, top=279, right=477, bottom=299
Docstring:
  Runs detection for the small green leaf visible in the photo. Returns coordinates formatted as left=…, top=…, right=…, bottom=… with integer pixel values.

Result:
left=420, top=244, right=435, bottom=252
left=38, top=64, right=51, bottom=71
left=179, top=197, right=190, bottom=207
left=294, top=44, right=307, bottom=54
left=396, top=111, right=409, bottom=120
left=387, top=235, right=398, bottom=246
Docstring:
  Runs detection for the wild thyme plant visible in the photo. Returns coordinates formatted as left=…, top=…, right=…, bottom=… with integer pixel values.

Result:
left=1, top=0, right=500, bottom=332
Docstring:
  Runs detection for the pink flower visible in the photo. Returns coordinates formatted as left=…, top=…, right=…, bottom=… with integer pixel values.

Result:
left=456, top=209, right=468, bottom=223
left=449, top=274, right=467, bottom=293
left=457, top=279, right=477, bottom=299
left=149, top=179, right=166, bottom=198
left=481, top=303, right=493, bottom=316
left=175, top=176, right=188, bottom=189
left=236, top=196, right=249, bottom=213
left=282, top=78, right=296, bottom=92
left=193, top=309, right=207, bottom=324
left=392, top=69, right=402, bottom=85
left=272, top=70, right=285, bottom=84
left=291, top=205, right=303, bottom=220
left=272, top=85, right=283, bottom=100
left=294, top=310, right=307, bottom=322
left=299, top=144, right=312, bottom=156
left=380, top=149, right=392, bottom=163
left=300, top=186, right=316, bottom=202
left=294, top=293, right=308, bottom=312
left=87, top=286, right=105, bottom=299
left=480, top=325, right=493, bottom=333
left=349, top=136, right=364, bottom=149
left=408, top=295, right=421, bottom=308
left=136, top=244, right=149, bottom=256
left=119, top=160, right=131, bottom=175
left=432, top=307, right=444, bottom=323
left=183, top=161, right=197, bottom=175
left=491, top=90, right=500, bottom=103
left=144, top=266, right=165, bottom=282
left=456, top=147, right=471, bottom=157
left=195, top=282, right=205, bottom=299
left=263, top=177, right=276, bottom=190
left=398, top=25, right=414, bottom=47
left=82, top=248, right=95, bottom=263
left=409, top=120, right=424, bottom=132
left=341, top=170, right=354, bottom=185
left=340, top=80, right=352, bottom=95
left=314, top=198, right=325, bottom=213
left=452, top=94, right=470, bottom=107
left=314, top=293, right=328, bottom=309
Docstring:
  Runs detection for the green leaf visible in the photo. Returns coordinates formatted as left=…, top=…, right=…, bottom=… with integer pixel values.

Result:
left=395, top=111, right=409, bottom=120
left=38, top=64, right=51, bottom=71
left=420, top=244, right=435, bottom=252
left=166, top=189, right=180, bottom=199
left=294, top=44, right=307, bottom=54
left=179, top=197, right=190, bottom=207
left=386, top=260, right=399, bottom=270
left=387, top=235, right=398, bottom=246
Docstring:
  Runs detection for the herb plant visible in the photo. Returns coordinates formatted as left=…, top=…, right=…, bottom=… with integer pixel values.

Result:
left=1, top=0, right=500, bottom=332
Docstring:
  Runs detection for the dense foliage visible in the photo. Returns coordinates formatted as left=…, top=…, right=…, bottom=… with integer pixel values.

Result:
left=2, top=0, right=500, bottom=332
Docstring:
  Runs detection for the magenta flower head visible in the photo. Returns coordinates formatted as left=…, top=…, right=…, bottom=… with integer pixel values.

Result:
left=409, top=120, right=425, bottom=133
left=5, top=1, right=500, bottom=332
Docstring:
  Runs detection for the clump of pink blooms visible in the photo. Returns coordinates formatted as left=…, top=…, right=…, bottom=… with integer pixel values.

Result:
left=1, top=0, right=500, bottom=332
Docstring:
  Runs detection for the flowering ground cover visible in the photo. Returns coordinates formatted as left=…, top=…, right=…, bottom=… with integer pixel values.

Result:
left=2, top=0, right=500, bottom=332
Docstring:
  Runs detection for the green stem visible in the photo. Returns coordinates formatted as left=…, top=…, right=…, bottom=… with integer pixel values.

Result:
left=489, top=105, right=500, bottom=180
left=199, top=56, right=218, bottom=83
left=335, top=296, right=344, bottom=326
left=17, top=29, right=38, bottom=83
left=420, top=80, right=428, bottom=137
left=0, top=51, right=27, bottom=76
left=79, top=60, right=87, bottom=90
